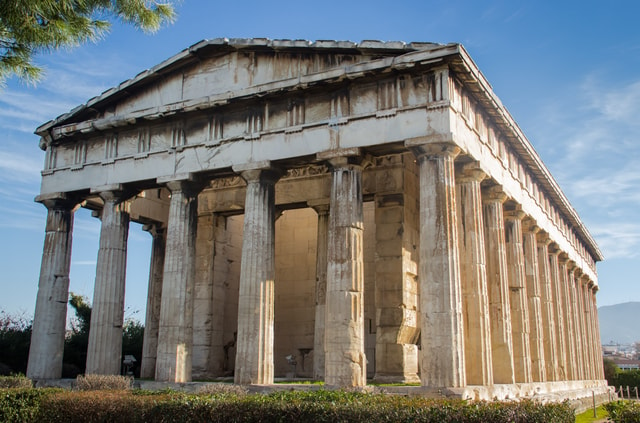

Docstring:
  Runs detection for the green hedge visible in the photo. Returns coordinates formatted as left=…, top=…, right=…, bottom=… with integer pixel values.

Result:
left=603, top=400, right=640, bottom=423
left=1, top=388, right=575, bottom=423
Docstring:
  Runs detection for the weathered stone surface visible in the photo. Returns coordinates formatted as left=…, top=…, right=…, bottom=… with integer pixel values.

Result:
left=86, top=190, right=131, bottom=375
left=27, top=195, right=78, bottom=380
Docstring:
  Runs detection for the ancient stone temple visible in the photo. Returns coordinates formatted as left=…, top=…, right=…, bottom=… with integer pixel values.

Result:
left=27, top=38, right=607, bottom=400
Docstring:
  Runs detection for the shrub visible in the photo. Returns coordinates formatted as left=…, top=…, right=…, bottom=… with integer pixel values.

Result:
left=604, top=400, right=640, bottom=423
left=0, top=374, right=32, bottom=388
left=0, top=388, right=47, bottom=423
left=195, top=382, right=248, bottom=396
left=75, top=374, right=133, bottom=390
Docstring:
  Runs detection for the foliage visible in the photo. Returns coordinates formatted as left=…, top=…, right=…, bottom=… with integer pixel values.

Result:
left=0, top=311, right=32, bottom=375
left=0, top=374, right=32, bottom=389
left=75, top=374, right=133, bottom=390
left=575, top=405, right=608, bottom=423
left=0, top=0, right=176, bottom=84
left=62, top=293, right=92, bottom=376
left=122, top=318, right=144, bottom=376
left=0, top=388, right=576, bottom=423
left=604, top=400, right=640, bottom=423
left=605, top=358, right=621, bottom=385
left=0, top=388, right=49, bottom=423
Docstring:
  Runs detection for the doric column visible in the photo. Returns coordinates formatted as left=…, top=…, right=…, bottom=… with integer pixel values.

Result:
left=155, top=178, right=203, bottom=382
left=233, top=165, right=281, bottom=385
left=86, top=188, right=132, bottom=375
left=324, top=155, right=366, bottom=388
left=522, top=220, right=546, bottom=382
left=570, top=267, right=587, bottom=380
left=580, top=276, right=594, bottom=380
left=548, top=247, right=568, bottom=380
left=140, top=224, right=165, bottom=379
left=558, top=256, right=577, bottom=380
left=373, top=190, right=420, bottom=384
left=310, top=202, right=329, bottom=381
left=456, top=163, right=492, bottom=386
left=414, top=143, right=465, bottom=388
left=482, top=186, right=515, bottom=384
left=504, top=209, right=532, bottom=384
left=537, top=234, right=559, bottom=381
left=27, top=194, right=79, bottom=380
left=590, top=287, right=605, bottom=379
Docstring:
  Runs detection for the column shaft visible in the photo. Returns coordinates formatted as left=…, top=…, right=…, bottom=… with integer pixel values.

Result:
left=324, top=158, right=366, bottom=387
left=570, top=269, right=585, bottom=380
left=456, top=166, right=492, bottom=386
left=523, top=224, right=546, bottom=382
left=86, top=191, right=130, bottom=375
left=483, top=188, right=515, bottom=384
left=504, top=210, right=532, bottom=384
left=234, top=168, right=280, bottom=385
left=27, top=197, right=77, bottom=379
left=416, top=144, right=465, bottom=388
left=537, top=237, right=559, bottom=381
left=312, top=204, right=329, bottom=380
left=156, top=180, right=200, bottom=382
left=591, top=289, right=605, bottom=379
left=580, top=279, right=594, bottom=380
left=140, top=225, right=165, bottom=379
left=549, top=251, right=568, bottom=380
left=559, top=259, right=577, bottom=380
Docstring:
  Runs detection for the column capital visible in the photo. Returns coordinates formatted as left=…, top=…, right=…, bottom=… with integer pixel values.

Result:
left=232, top=162, right=282, bottom=185
left=456, top=161, right=487, bottom=183
left=411, top=142, right=460, bottom=161
left=142, top=222, right=166, bottom=238
left=35, top=192, right=82, bottom=210
left=536, top=231, right=552, bottom=245
left=504, top=209, right=526, bottom=221
left=482, top=185, right=508, bottom=203
left=307, top=200, right=330, bottom=215
left=522, top=218, right=540, bottom=234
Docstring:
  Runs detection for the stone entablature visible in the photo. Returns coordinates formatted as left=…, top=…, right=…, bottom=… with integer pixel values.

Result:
left=28, top=38, right=606, bottom=402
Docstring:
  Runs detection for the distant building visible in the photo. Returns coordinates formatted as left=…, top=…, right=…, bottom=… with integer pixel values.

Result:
left=27, top=38, right=606, bottom=402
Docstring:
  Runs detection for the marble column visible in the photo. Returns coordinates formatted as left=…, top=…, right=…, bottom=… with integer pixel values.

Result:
left=522, top=221, right=546, bottom=382
left=482, top=186, right=515, bottom=384
left=456, top=163, right=492, bottom=386
left=548, top=248, right=568, bottom=380
left=27, top=194, right=78, bottom=380
left=311, top=202, right=329, bottom=381
left=580, top=277, right=594, bottom=380
left=571, top=268, right=585, bottom=380
left=86, top=189, right=131, bottom=375
left=324, top=156, right=366, bottom=388
left=590, top=287, right=605, bottom=379
left=537, top=235, right=559, bottom=381
left=140, top=224, right=165, bottom=379
left=155, top=179, right=202, bottom=382
left=504, top=209, right=532, bottom=384
left=415, top=143, right=465, bottom=388
left=373, top=191, right=420, bottom=384
left=558, top=256, right=576, bottom=380
left=233, top=166, right=280, bottom=385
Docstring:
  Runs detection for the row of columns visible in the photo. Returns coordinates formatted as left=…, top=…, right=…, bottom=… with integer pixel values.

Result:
left=27, top=143, right=604, bottom=387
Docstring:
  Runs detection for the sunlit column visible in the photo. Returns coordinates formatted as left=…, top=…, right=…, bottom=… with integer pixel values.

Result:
left=558, top=256, right=577, bottom=380
left=310, top=202, right=329, bottom=381
left=27, top=194, right=79, bottom=380
left=549, top=247, right=568, bottom=380
left=537, top=234, right=559, bottom=381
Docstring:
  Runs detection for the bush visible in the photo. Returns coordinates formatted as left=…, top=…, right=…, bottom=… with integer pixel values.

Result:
left=0, top=374, right=32, bottom=388
left=75, top=374, right=133, bottom=391
left=0, top=388, right=47, bottom=423
left=604, top=400, right=640, bottom=423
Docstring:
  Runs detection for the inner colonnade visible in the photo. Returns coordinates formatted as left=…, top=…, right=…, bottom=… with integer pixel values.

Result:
left=26, top=39, right=606, bottom=399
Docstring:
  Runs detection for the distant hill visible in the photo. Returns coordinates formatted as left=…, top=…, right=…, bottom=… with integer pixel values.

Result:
left=598, top=302, right=640, bottom=345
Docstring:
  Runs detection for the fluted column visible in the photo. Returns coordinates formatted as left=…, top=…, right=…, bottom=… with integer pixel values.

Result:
left=155, top=179, right=202, bottom=382
left=580, top=277, right=594, bottom=380
left=537, top=235, right=559, bottom=381
left=27, top=194, right=79, bottom=379
left=571, top=268, right=585, bottom=380
left=140, top=224, right=166, bottom=379
left=311, top=202, right=329, bottom=380
left=522, top=221, right=546, bottom=382
left=504, top=209, right=532, bottom=384
left=549, top=248, right=568, bottom=380
left=456, top=163, right=492, bottom=386
left=233, top=166, right=280, bottom=385
left=86, top=189, right=131, bottom=375
left=415, top=143, right=465, bottom=388
left=558, top=256, right=576, bottom=380
left=324, top=156, right=366, bottom=388
left=590, top=287, right=605, bottom=379
left=482, top=186, right=515, bottom=384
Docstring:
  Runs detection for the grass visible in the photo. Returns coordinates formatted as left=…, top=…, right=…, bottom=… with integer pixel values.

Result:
left=575, top=405, right=608, bottom=423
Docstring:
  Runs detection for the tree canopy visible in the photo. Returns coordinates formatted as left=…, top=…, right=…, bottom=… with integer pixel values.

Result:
left=0, top=0, right=175, bottom=84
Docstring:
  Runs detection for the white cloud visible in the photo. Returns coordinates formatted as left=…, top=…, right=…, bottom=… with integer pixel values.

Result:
left=0, top=149, right=43, bottom=184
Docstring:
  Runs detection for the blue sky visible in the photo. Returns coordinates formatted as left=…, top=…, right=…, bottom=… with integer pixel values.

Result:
left=1, top=0, right=639, bottom=320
